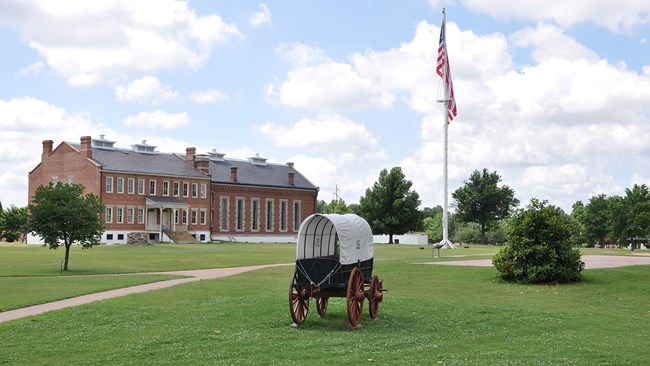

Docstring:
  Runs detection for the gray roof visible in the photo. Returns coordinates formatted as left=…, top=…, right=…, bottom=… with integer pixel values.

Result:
left=71, top=143, right=317, bottom=190
left=210, top=159, right=317, bottom=190
left=75, top=145, right=209, bottom=179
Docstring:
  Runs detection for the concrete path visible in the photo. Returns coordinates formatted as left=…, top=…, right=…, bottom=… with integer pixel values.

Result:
left=0, top=263, right=290, bottom=324
left=423, top=255, right=650, bottom=269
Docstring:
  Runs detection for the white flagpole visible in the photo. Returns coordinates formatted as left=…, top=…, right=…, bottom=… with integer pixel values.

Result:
left=436, top=8, right=456, bottom=253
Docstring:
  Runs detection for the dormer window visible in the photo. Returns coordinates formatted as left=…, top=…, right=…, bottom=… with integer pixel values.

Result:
left=248, top=153, right=268, bottom=166
left=131, top=140, right=157, bottom=154
left=208, top=148, right=226, bottom=162
left=92, top=134, right=117, bottom=150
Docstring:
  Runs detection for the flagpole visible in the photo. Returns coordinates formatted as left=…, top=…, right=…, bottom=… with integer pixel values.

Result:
left=436, top=8, right=456, bottom=254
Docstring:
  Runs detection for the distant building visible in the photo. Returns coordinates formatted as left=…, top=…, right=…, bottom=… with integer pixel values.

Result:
left=28, top=135, right=319, bottom=244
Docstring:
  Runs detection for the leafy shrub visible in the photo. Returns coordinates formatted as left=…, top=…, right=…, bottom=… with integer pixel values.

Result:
left=493, top=199, right=584, bottom=283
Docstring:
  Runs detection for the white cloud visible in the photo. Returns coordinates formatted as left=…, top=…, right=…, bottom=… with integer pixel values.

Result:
left=115, top=76, right=177, bottom=105
left=510, top=23, right=599, bottom=63
left=266, top=62, right=395, bottom=111
left=189, top=89, right=229, bottom=104
left=274, top=43, right=331, bottom=67
left=249, top=3, right=272, bottom=27
left=461, top=0, right=650, bottom=33
left=0, top=97, right=97, bottom=207
left=124, top=110, right=190, bottom=130
left=255, top=114, right=379, bottom=150
left=1, top=0, right=242, bottom=85
left=16, top=60, right=44, bottom=76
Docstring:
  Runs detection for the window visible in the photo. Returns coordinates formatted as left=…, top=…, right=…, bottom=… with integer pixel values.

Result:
left=173, top=182, right=180, bottom=196
left=127, top=207, right=134, bottom=224
left=183, top=182, right=189, bottom=197
left=175, top=209, right=180, bottom=224
left=116, top=207, right=124, bottom=224
left=192, top=183, right=198, bottom=198
left=265, top=199, right=274, bottom=232
left=117, top=177, right=124, bottom=194
left=191, top=209, right=198, bottom=225
left=117, top=234, right=124, bottom=240
left=200, top=209, right=206, bottom=225
left=280, top=200, right=288, bottom=232
left=67, top=176, right=74, bottom=185
left=182, top=209, right=188, bottom=225
left=52, top=176, right=59, bottom=185
left=149, top=180, right=156, bottom=195
left=251, top=199, right=260, bottom=231
left=106, top=234, right=114, bottom=240
left=220, top=197, right=229, bottom=231
left=201, top=184, right=207, bottom=198
left=236, top=198, right=245, bottom=231
left=106, top=176, right=113, bottom=193
left=128, top=178, right=135, bottom=194
left=293, top=201, right=302, bottom=231
left=105, top=207, right=113, bottom=223
left=138, top=208, right=144, bottom=224
left=163, top=181, right=169, bottom=196
left=138, top=179, right=145, bottom=195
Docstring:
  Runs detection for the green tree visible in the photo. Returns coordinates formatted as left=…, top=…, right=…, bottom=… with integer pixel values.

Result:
left=583, top=194, right=610, bottom=247
left=0, top=205, right=28, bottom=242
left=28, top=183, right=105, bottom=271
left=493, top=199, right=584, bottom=283
left=452, top=169, right=519, bottom=245
left=321, top=199, right=351, bottom=214
left=359, top=167, right=421, bottom=244
left=608, top=184, right=650, bottom=249
left=423, top=211, right=457, bottom=243
left=569, top=201, right=587, bottom=247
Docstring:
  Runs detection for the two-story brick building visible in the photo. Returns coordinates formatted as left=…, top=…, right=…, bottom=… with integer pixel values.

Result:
left=28, top=135, right=319, bottom=244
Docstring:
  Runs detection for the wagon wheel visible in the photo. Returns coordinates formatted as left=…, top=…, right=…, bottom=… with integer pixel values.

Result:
left=289, top=272, right=309, bottom=325
left=316, top=297, right=328, bottom=317
left=368, top=276, right=383, bottom=319
left=346, top=267, right=365, bottom=327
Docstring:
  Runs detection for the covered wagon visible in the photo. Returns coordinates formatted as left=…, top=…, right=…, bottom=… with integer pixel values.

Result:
left=289, top=213, right=385, bottom=328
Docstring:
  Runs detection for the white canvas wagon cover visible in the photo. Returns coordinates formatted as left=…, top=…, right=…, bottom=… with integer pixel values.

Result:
left=296, top=213, right=374, bottom=265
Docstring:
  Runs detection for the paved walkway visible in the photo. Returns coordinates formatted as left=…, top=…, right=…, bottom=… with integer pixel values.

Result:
left=0, top=263, right=290, bottom=324
left=423, top=255, right=650, bottom=269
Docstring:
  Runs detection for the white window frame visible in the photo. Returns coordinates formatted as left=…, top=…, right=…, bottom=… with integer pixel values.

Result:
left=293, top=200, right=302, bottom=232
left=200, top=209, right=207, bottom=225
left=149, top=180, right=156, bottom=195
left=127, top=178, right=135, bottom=194
left=105, top=206, right=113, bottom=224
left=279, top=199, right=288, bottom=232
left=163, top=181, right=169, bottom=196
left=265, top=199, right=274, bottom=232
left=251, top=198, right=260, bottom=232
left=173, top=182, right=180, bottom=197
left=127, top=207, right=134, bottom=224
left=200, top=183, right=207, bottom=198
left=106, top=176, right=113, bottom=193
left=220, top=197, right=229, bottom=231
left=236, top=197, right=245, bottom=231
left=116, top=207, right=124, bottom=224
left=138, top=179, right=145, bottom=195
left=116, top=177, right=124, bottom=194
left=137, top=207, right=145, bottom=224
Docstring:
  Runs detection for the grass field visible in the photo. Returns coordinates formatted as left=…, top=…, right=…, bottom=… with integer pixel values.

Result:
left=1, top=243, right=649, bottom=365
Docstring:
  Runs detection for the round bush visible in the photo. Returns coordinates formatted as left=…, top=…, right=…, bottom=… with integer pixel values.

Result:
left=493, top=199, right=584, bottom=283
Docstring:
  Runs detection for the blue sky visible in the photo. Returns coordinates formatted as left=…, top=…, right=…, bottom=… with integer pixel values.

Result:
left=1, top=0, right=649, bottom=213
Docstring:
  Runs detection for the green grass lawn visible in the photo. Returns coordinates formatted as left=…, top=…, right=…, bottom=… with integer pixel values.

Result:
left=1, top=243, right=649, bottom=365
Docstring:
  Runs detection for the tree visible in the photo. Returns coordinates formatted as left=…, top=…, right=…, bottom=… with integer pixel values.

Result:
left=359, top=167, right=421, bottom=244
left=0, top=205, right=28, bottom=242
left=452, top=169, right=519, bottom=244
left=422, top=211, right=457, bottom=243
left=493, top=199, right=584, bottom=283
left=581, top=194, right=610, bottom=247
left=608, top=184, right=650, bottom=249
left=321, top=199, right=352, bottom=214
left=28, top=183, right=105, bottom=271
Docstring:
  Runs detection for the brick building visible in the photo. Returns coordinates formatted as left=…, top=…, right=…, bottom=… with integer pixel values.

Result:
left=28, top=136, right=319, bottom=244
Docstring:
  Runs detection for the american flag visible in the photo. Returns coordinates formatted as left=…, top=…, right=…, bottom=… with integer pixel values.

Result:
left=437, top=20, right=457, bottom=122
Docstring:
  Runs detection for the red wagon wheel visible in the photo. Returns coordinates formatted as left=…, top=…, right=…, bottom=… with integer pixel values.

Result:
left=346, top=267, right=365, bottom=327
left=316, top=297, right=328, bottom=317
left=369, top=275, right=383, bottom=319
left=289, top=272, right=309, bottom=325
